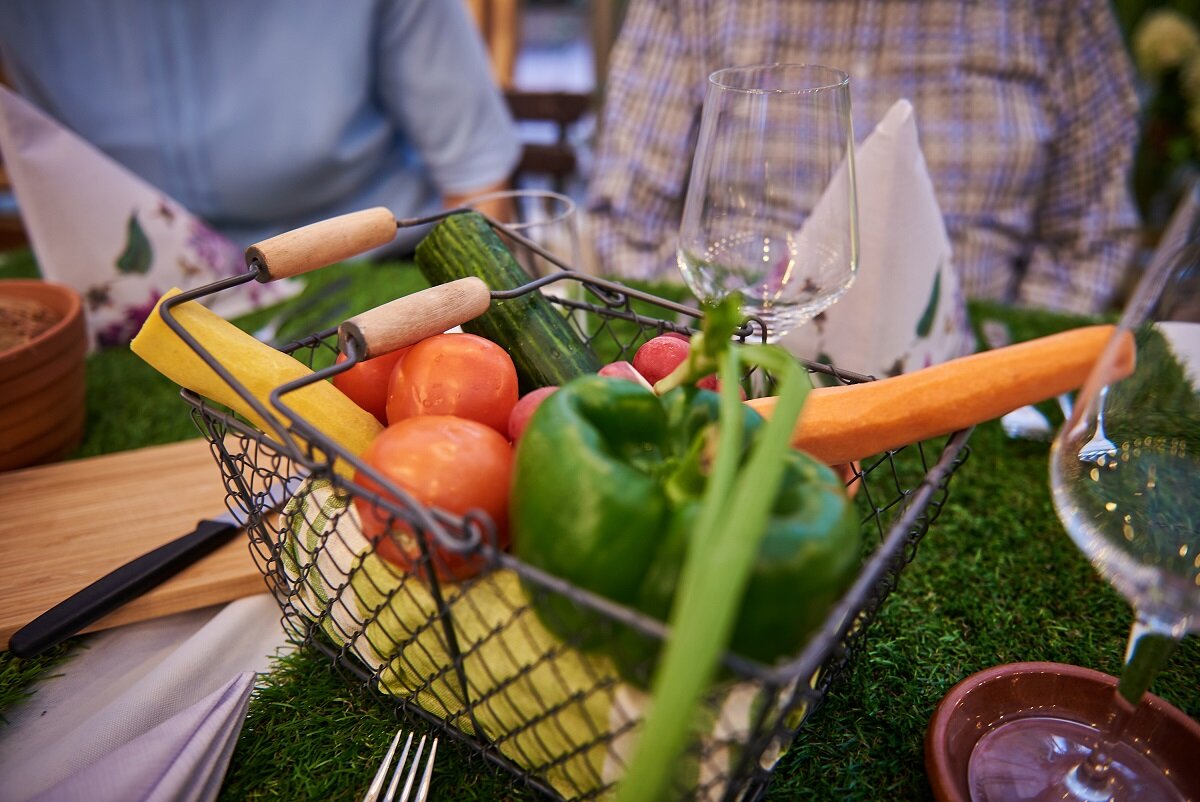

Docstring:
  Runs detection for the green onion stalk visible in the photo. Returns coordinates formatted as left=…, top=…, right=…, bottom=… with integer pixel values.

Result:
left=617, top=297, right=812, bottom=802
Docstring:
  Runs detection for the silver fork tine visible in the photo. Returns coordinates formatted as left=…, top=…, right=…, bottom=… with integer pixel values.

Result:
left=394, top=735, right=427, bottom=802
left=365, top=728, right=437, bottom=802
left=363, top=728, right=405, bottom=802
left=382, top=732, right=416, bottom=802
left=413, top=738, right=438, bottom=802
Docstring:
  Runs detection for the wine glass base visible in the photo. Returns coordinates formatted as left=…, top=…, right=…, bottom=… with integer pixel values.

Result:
left=967, top=716, right=1184, bottom=802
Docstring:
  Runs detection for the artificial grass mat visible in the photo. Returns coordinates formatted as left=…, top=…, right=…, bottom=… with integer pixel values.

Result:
left=2, top=253, right=1198, bottom=800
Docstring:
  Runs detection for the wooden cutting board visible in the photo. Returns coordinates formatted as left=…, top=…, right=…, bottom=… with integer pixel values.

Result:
left=0, top=439, right=271, bottom=651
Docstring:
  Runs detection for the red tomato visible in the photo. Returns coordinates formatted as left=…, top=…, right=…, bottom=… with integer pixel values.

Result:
left=353, top=415, right=513, bottom=581
left=597, top=361, right=654, bottom=391
left=386, top=333, right=518, bottom=434
left=332, top=348, right=410, bottom=425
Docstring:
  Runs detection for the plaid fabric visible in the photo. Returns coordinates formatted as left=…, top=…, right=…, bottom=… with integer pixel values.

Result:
left=586, top=0, right=1142, bottom=314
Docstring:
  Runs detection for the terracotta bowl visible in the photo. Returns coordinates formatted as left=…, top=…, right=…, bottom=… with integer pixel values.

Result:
left=0, top=279, right=87, bottom=471
left=925, top=661, right=1200, bottom=802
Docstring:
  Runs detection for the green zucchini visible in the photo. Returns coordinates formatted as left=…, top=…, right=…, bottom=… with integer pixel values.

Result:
left=414, top=211, right=601, bottom=392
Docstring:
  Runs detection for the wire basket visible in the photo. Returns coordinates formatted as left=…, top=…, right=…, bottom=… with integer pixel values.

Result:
left=163, top=209, right=970, bottom=801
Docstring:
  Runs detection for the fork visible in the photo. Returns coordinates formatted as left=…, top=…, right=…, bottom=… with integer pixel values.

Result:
left=1076, top=386, right=1118, bottom=463
left=362, top=728, right=439, bottom=802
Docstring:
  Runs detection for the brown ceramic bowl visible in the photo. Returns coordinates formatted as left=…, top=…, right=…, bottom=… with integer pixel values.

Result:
left=925, top=661, right=1200, bottom=802
left=0, top=279, right=87, bottom=471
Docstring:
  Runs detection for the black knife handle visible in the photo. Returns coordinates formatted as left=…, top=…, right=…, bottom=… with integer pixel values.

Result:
left=8, top=519, right=239, bottom=658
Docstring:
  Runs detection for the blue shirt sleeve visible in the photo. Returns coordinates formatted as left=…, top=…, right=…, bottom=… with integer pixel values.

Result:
left=374, top=0, right=522, bottom=196
left=0, top=0, right=522, bottom=247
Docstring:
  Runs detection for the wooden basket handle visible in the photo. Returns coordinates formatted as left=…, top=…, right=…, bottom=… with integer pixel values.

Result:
left=338, top=278, right=492, bottom=359
left=245, top=207, right=398, bottom=281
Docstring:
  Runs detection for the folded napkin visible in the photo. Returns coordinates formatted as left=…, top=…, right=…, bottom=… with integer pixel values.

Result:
left=0, top=85, right=298, bottom=349
left=0, top=595, right=290, bottom=802
left=29, top=672, right=255, bottom=802
left=781, top=100, right=975, bottom=378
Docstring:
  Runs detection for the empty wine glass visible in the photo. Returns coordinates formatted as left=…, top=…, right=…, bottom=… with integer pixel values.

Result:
left=676, top=63, right=859, bottom=343
left=466, top=187, right=580, bottom=278
left=466, top=187, right=584, bottom=317
left=967, top=183, right=1200, bottom=801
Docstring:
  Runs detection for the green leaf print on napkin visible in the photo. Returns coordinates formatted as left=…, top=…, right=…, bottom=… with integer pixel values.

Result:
left=116, top=212, right=153, bottom=274
left=915, top=267, right=941, bottom=338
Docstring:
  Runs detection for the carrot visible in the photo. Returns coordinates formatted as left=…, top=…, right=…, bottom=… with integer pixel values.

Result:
left=747, top=325, right=1135, bottom=465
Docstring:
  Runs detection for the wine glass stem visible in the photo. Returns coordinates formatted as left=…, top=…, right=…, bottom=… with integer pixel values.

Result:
left=1069, top=612, right=1182, bottom=796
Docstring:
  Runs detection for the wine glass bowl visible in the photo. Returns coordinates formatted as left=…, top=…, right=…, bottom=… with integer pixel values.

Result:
left=677, top=63, right=859, bottom=342
left=1053, top=325, right=1200, bottom=632
left=965, top=187, right=1200, bottom=802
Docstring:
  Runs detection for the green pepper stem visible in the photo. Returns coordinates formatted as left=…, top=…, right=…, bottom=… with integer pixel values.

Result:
left=653, top=296, right=744, bottom=396
left=653, top=331, right=716, bottom=396
left=616, top=343, right=810, bottom=802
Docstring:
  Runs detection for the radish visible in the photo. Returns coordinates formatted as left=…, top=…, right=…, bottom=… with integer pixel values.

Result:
left=633, top=336, right=690, bottom=386
left=598, top=360, right=654, bottom=392
left=508, top=386, right=558, bottom=442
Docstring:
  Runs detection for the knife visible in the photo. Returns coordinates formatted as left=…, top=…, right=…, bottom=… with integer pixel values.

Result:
left=7, top=477, right=300, bottom=659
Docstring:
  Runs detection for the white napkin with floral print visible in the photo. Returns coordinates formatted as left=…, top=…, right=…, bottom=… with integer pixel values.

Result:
left=0, top=85, right=298, bottom=349
left=781, top=100, right=975, bottom=378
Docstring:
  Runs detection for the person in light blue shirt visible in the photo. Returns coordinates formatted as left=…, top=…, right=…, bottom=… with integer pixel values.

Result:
left=0, top=0, right=522, bottom=252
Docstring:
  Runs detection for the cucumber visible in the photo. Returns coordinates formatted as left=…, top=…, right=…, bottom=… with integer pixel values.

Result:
left=414, top=211, right=602, bottom=392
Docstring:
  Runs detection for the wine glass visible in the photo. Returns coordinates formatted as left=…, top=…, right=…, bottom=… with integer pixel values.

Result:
left=465, top=187, right=581, bottom=279
left=676, top=63, right=859, bottom=343
left=967, top=185, right=1200, bottom=801
left=466, top=187, right=584, bottom=323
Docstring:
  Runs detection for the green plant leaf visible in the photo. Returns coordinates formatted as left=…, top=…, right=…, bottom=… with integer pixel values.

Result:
left=116, top=212, right=153, bottom=274
left=916, top=268, right=942, bottom=338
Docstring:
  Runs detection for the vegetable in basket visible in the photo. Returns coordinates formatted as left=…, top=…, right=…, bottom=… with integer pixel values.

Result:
left=130, top=288, right=383, bottom=469
left=746, top=324, right=1135, bottom=465
left=354, top=414, right=514, bottom=582
left=511, top=296, right=859, bottom=801
left=385, top=332, right=519, bottom=434
left=511, top=376, right=858, bottom=671
left=332, top=347, right=409, bottom=425
left=413, top=211, right=602, bottom=393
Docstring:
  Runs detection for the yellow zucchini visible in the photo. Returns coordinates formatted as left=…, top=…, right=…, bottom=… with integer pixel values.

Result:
left=131, top=289, right=382, bottom=465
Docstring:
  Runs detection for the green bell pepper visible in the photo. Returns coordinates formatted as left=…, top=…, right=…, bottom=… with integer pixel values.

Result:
left=511, top=374, right=860, bottom=681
